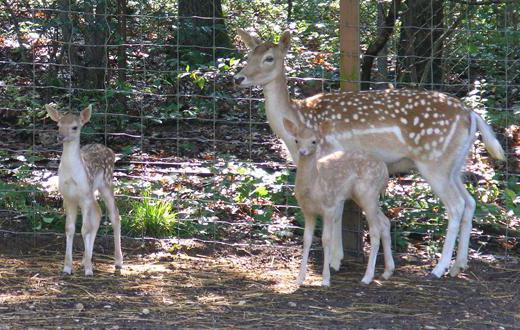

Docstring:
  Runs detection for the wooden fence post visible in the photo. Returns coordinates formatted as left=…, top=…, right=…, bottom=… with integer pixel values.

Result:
left=339, top=0, right=363, bottom=257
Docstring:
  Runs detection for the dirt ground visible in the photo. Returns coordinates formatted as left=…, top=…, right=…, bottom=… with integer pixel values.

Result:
left=0, top=233, right=519, bottom=329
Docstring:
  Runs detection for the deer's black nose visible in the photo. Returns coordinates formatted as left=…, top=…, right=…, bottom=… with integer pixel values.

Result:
left=234, top=76, right=245, bottom=85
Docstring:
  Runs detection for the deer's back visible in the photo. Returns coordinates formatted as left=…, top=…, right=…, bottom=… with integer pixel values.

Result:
left=81, top=144, right=116, bottom=187
left=317, top=150, right=388, bottom=202
left=293, top=89, right=471, bottom=164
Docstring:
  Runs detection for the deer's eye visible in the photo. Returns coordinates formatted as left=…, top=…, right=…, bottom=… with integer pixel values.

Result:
left=264, top=56, right=274, bottom=63
left=72, top=126, right=78, bottom=130
left=312, top=141, right=316, bottom=145
left=295, top=139, right=299, bottom=144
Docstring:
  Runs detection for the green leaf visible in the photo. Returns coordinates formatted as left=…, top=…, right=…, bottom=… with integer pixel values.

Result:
left=42, top=217, right=55, bottom=224
left=254, top=186, right=269, bottom=197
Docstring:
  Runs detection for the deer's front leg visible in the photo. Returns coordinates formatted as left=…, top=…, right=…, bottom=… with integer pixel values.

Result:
left=63, top=199, right=78, bottom=275
left=296, top=212, right=316, bottom=286
left=80, top=200, right=101, bottom=276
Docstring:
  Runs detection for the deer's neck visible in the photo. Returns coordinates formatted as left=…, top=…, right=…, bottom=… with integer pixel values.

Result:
left=263, top=74, right=299, bottom=161
left=295, top=155, right=317, bottom=197
left=60, top=139, right=84, bottom=174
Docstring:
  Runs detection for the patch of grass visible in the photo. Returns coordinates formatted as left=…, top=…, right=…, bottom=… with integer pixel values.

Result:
left=120, top=190, right=196, bottom=238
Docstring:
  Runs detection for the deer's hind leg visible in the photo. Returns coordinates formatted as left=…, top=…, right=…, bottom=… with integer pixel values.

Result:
left=416, top=161, right=466, bottom=278
left=100, top=185, right=123, bottom=271
left=80, top=198, right=101, bottom=276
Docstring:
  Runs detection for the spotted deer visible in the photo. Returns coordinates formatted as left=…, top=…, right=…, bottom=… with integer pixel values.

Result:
left=46, top=104, right=123, bottom=276
left=234, top=29, right=506, bottom=278
left=284, top=117, right=394, bottom=286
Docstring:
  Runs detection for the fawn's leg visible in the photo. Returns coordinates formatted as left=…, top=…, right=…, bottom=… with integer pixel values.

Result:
left=296, top=211, right=316, bottom=285
left=321, top=211, right=335, bottom=287
left=359, top=207, right=381, bottom=285
left=378, top=211, right=395, bottom=280
left=330, top=202, right=344, bottom=271
left=100, top=186, right=123, bottom=270
left=80, top=199, right=101, bottom=276
left=63, top=199, right=78, bottom=275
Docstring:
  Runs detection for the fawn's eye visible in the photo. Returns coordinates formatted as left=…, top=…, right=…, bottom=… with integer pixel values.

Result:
left=295, top=139, right=299, bottom=144
left=72, top=126, right=78, bottom=130
left=264, top=56, right=274, bottom=63
left=312, top=141, right=316, bottom=144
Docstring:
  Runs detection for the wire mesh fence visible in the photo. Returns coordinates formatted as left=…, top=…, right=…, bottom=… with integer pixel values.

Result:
left=0, top=0, right=518, bottom=264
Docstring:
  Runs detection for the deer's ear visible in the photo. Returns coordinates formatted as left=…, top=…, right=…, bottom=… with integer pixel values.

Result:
left=283, top=118, right=298, bottom=137
left=237, top=28, right=260, bottom=49
left=45, top=104, right=62, bottom=122
left=278, top=30, right=291, bottom=54
left=80, top=104, right=92, bottom=125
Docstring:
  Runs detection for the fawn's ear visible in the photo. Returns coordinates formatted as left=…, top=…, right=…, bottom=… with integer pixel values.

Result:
left=278, top=30, right=291, bottom=54
left=45, top=104, right=62, bottom=122
left=237, top=28, right=260, bottom=49
left=283, top=118, right=298, bottom=138
left=80, top=104, right=92, bottom=125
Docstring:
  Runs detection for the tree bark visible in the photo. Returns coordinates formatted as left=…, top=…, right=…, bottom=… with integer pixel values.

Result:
left=397, top=0, right=444, bottom=89
left=117, top=0, right=128, bottom=83
left=360, top=0, right=401, bottom=90
left=58, top=0, right=108, bottom=91
left=178, top=0, right=231, bottom=61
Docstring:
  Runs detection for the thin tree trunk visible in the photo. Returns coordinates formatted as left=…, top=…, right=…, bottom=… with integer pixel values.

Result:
left=117, top=0, right=128, bottom=83
left=360, top=0, right=401, bottom=91
left=376, top=2, right=389, bottom=88
left=396, top=0, right=444, bottom=89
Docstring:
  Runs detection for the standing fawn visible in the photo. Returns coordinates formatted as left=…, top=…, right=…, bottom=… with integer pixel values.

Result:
left=46, top=104, right=123, bottom=276
left=283, top=117, right=394, bottom=286
left=235, top=29, right=506, bottom=278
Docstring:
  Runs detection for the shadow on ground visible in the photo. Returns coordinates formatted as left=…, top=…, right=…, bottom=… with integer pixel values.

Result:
left=0, top=233, right=519, bottom=329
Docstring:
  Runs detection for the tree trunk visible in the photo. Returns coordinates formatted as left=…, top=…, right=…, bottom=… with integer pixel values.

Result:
left=397, top=0, right=444, bottom=89
left=178, top=0, right=231, bottom=62
left=82, top=0, right=108, bottom=90
left=117, top=0, right=128, bottom=83
left=360, top=0, right=401, bottom=90
left=58, top=0, right=108, bottom=91
left=376, top=2, right=389, bottom=88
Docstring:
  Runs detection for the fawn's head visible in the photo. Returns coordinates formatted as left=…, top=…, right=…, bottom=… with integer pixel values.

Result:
left=234, top=29, right=290, bottom=87
left=45, top=104, right=92, bottom=143
left=283, top=118, right=317, bottom=157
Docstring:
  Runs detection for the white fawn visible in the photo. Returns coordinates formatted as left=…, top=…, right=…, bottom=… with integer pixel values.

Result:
left=284, top=117, right=394, bottom=286
left=235, top=29, right=506, bottom=278
left=46, top=104, right=123, bottom=276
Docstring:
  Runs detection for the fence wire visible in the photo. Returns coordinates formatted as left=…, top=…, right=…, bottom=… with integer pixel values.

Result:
left=0, top=1, right=518, bottom=262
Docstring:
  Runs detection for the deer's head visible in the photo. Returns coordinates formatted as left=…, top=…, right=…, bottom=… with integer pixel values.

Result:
left=234, top=29, right=291, bottom=87
left=45, top=104, right=92, bottom=143
left=283, top=117, right=317, bottom=157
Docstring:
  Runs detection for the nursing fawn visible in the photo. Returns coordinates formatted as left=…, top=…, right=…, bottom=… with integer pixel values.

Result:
left=46, top=104, right=123, bottom=276
left=283, top=118, right=394, bottom=286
